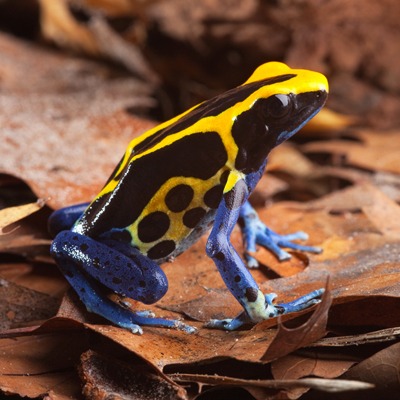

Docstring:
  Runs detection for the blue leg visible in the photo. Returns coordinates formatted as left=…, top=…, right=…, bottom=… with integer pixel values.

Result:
left=48, top=203, right=89, bottom=236
left=51, top=230, right=195, bottom=333
left=205, top=173, right=324, bottom=330
left=239, top=201, right=322, bottom=264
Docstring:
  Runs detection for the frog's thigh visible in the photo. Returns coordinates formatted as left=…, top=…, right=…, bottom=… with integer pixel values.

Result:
left=51, top=231, right=168, bottom=304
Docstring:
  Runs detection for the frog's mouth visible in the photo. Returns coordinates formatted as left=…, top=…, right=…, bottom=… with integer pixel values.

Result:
left=276, top=89, right=328, bottom=145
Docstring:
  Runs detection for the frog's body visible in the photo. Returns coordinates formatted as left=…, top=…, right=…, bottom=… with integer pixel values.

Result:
left=49, top=62, right=328, bottom=334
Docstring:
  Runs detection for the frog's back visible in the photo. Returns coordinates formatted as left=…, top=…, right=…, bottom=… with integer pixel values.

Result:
left=73, top=62, right=328, bottom=263
left=73, top=128, right=231, bottom=261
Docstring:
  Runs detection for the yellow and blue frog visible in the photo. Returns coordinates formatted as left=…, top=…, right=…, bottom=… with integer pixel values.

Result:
left=49, top=62, right=328, bottom=334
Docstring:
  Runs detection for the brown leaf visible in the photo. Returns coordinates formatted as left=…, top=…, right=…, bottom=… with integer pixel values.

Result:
left=303, top=129, right=400, bottom=174
left=312, top=327, right=400, bottom=347
left=0, top=261, right=67, bottom=298
left=0, top=332, right=87, bottom=398
left=271, top=352, right=356, bottom=399
left=0, top=278, right=60, bottom=330
left=171, top=373, right=373, bottom=398
left=361, top=187, right=400, bottom=238
left=342, top=341, right=400, bottom=399
left=0, top=32, right=155, bottom=209
left=0, top=201, right=45, bottom=233
left=274, top=353, right=355, bottom=378
left=261, top=282, right=332, bottom=363
left=40, top=0, right=160, bottom=83
left=79, top=350, right=187, bottom=400
left=301, top=108, right=357, bottom=135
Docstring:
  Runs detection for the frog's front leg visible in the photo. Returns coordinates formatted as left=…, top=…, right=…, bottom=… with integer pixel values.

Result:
left=205, top=173, right=324, bottom=330
left=50, top=230, right=195, bottom=333
left=239, top=201, right=322, bottom=265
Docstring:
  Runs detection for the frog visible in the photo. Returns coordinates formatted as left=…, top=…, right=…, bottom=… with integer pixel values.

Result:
left=49, top=62, right=328, bottom=334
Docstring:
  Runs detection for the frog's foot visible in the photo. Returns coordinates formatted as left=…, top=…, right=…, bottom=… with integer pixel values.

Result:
left=206, top=288, right=324, bottom=331
left=76, top=269, right=196, bottom=334
left=239, top=202, right=321, bottom=265
left=53, top=251, right=196, bottom=334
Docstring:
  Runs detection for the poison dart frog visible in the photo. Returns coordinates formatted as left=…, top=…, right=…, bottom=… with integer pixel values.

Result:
left=49, top=62, right=328, bottom=334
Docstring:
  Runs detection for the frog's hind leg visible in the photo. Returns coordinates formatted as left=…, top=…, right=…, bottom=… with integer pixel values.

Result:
left=51, top=230, right=195, bottom=333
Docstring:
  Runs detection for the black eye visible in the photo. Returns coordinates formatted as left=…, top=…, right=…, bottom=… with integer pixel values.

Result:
left=266, top=94, right=291, bottom=119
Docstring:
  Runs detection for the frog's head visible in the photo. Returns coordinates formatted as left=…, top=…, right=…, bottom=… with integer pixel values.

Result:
left=232, top=62, right=328, bottom=173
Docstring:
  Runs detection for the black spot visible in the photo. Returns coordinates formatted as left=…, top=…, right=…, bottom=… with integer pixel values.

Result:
left=112, top=277, right=122, bottom=285
left=80, top=243, right=88, bottom=251
left=138, top=211, right=170, bottom=243
left=224, top=179, right=248, bottom=210
left=204, top=185, right=224, bottom=209
left=183, top=207, right=206, bottom=228
left=245, top=287, right=258, bottom=302
left=220, top=170, right=230, bottom=185
left=73, top=236, right=78, bottom=241
left=147, top=240, right=176, bottom=260
left=165, top=184, right=194, bottom=212
left=128, top=287, right=133, bottom=292
left=80, top=287, right=86, bottom=293
left=79, top=132, right=227, bottom=237
left=139, top=280, right=146, bottom=287
left=234, top=275, right=241, bottom=282
left=215, top=251, right=225, bottom=261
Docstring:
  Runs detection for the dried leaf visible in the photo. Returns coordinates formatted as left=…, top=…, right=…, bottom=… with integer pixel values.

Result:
left=261, top=283, right=332, bottom=363
left=302, top=108, right=357, bottom=134
left=79, top=350, right=187, bottom=400
left=267, top=144, right=315, bottom=176
left=311, top=327, right=400, bottom=347
left=272, top=352, right=355, bottom=380
left=0, top=332, right=87, bottom=399
left=171, top=373, right=374, bottom=394
left=0, top=32, right=155, bottom=209
left=361, top=187, right=400, bottom=238
left=0, top=200, right=45, bottom=233
left=39, top=0, right=159, bottom=83
left=303, top=129, right=400, bottom=174
left=342, top=341, right=400, bottom=399
left=0, top=278, right=60, bottom=330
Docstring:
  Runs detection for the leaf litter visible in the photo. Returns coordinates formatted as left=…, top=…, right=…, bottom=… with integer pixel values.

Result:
left=0, top=14, right=400, bottom=400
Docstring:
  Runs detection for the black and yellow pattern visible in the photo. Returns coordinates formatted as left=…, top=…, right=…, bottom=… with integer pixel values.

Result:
left=73, top=62, right=328, bottom=263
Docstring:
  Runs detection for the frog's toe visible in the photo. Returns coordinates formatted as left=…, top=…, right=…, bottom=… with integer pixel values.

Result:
left=120, top=322, right=143, bottom=335
left=174, top=321, right=197, bottom=334
left=256, top=228, right=322, bottom=261
left=244, top=253, right=260, bottom=268
left=274, top=288, right=325, bottom=314
left=205, top=318, right=238, bottom=331
left=134, top=310, right=156, bottom=318
left=205, top=311, right=250, bottom=331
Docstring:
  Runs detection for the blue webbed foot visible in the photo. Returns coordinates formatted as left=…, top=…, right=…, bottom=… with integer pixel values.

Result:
left=239, top=201, right=322, bottom=265
left=206, top=288, right=324, bottom=330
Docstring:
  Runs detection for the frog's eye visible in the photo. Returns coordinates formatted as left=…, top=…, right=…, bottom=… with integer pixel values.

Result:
left=266, top=94, right=292, bottom=119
